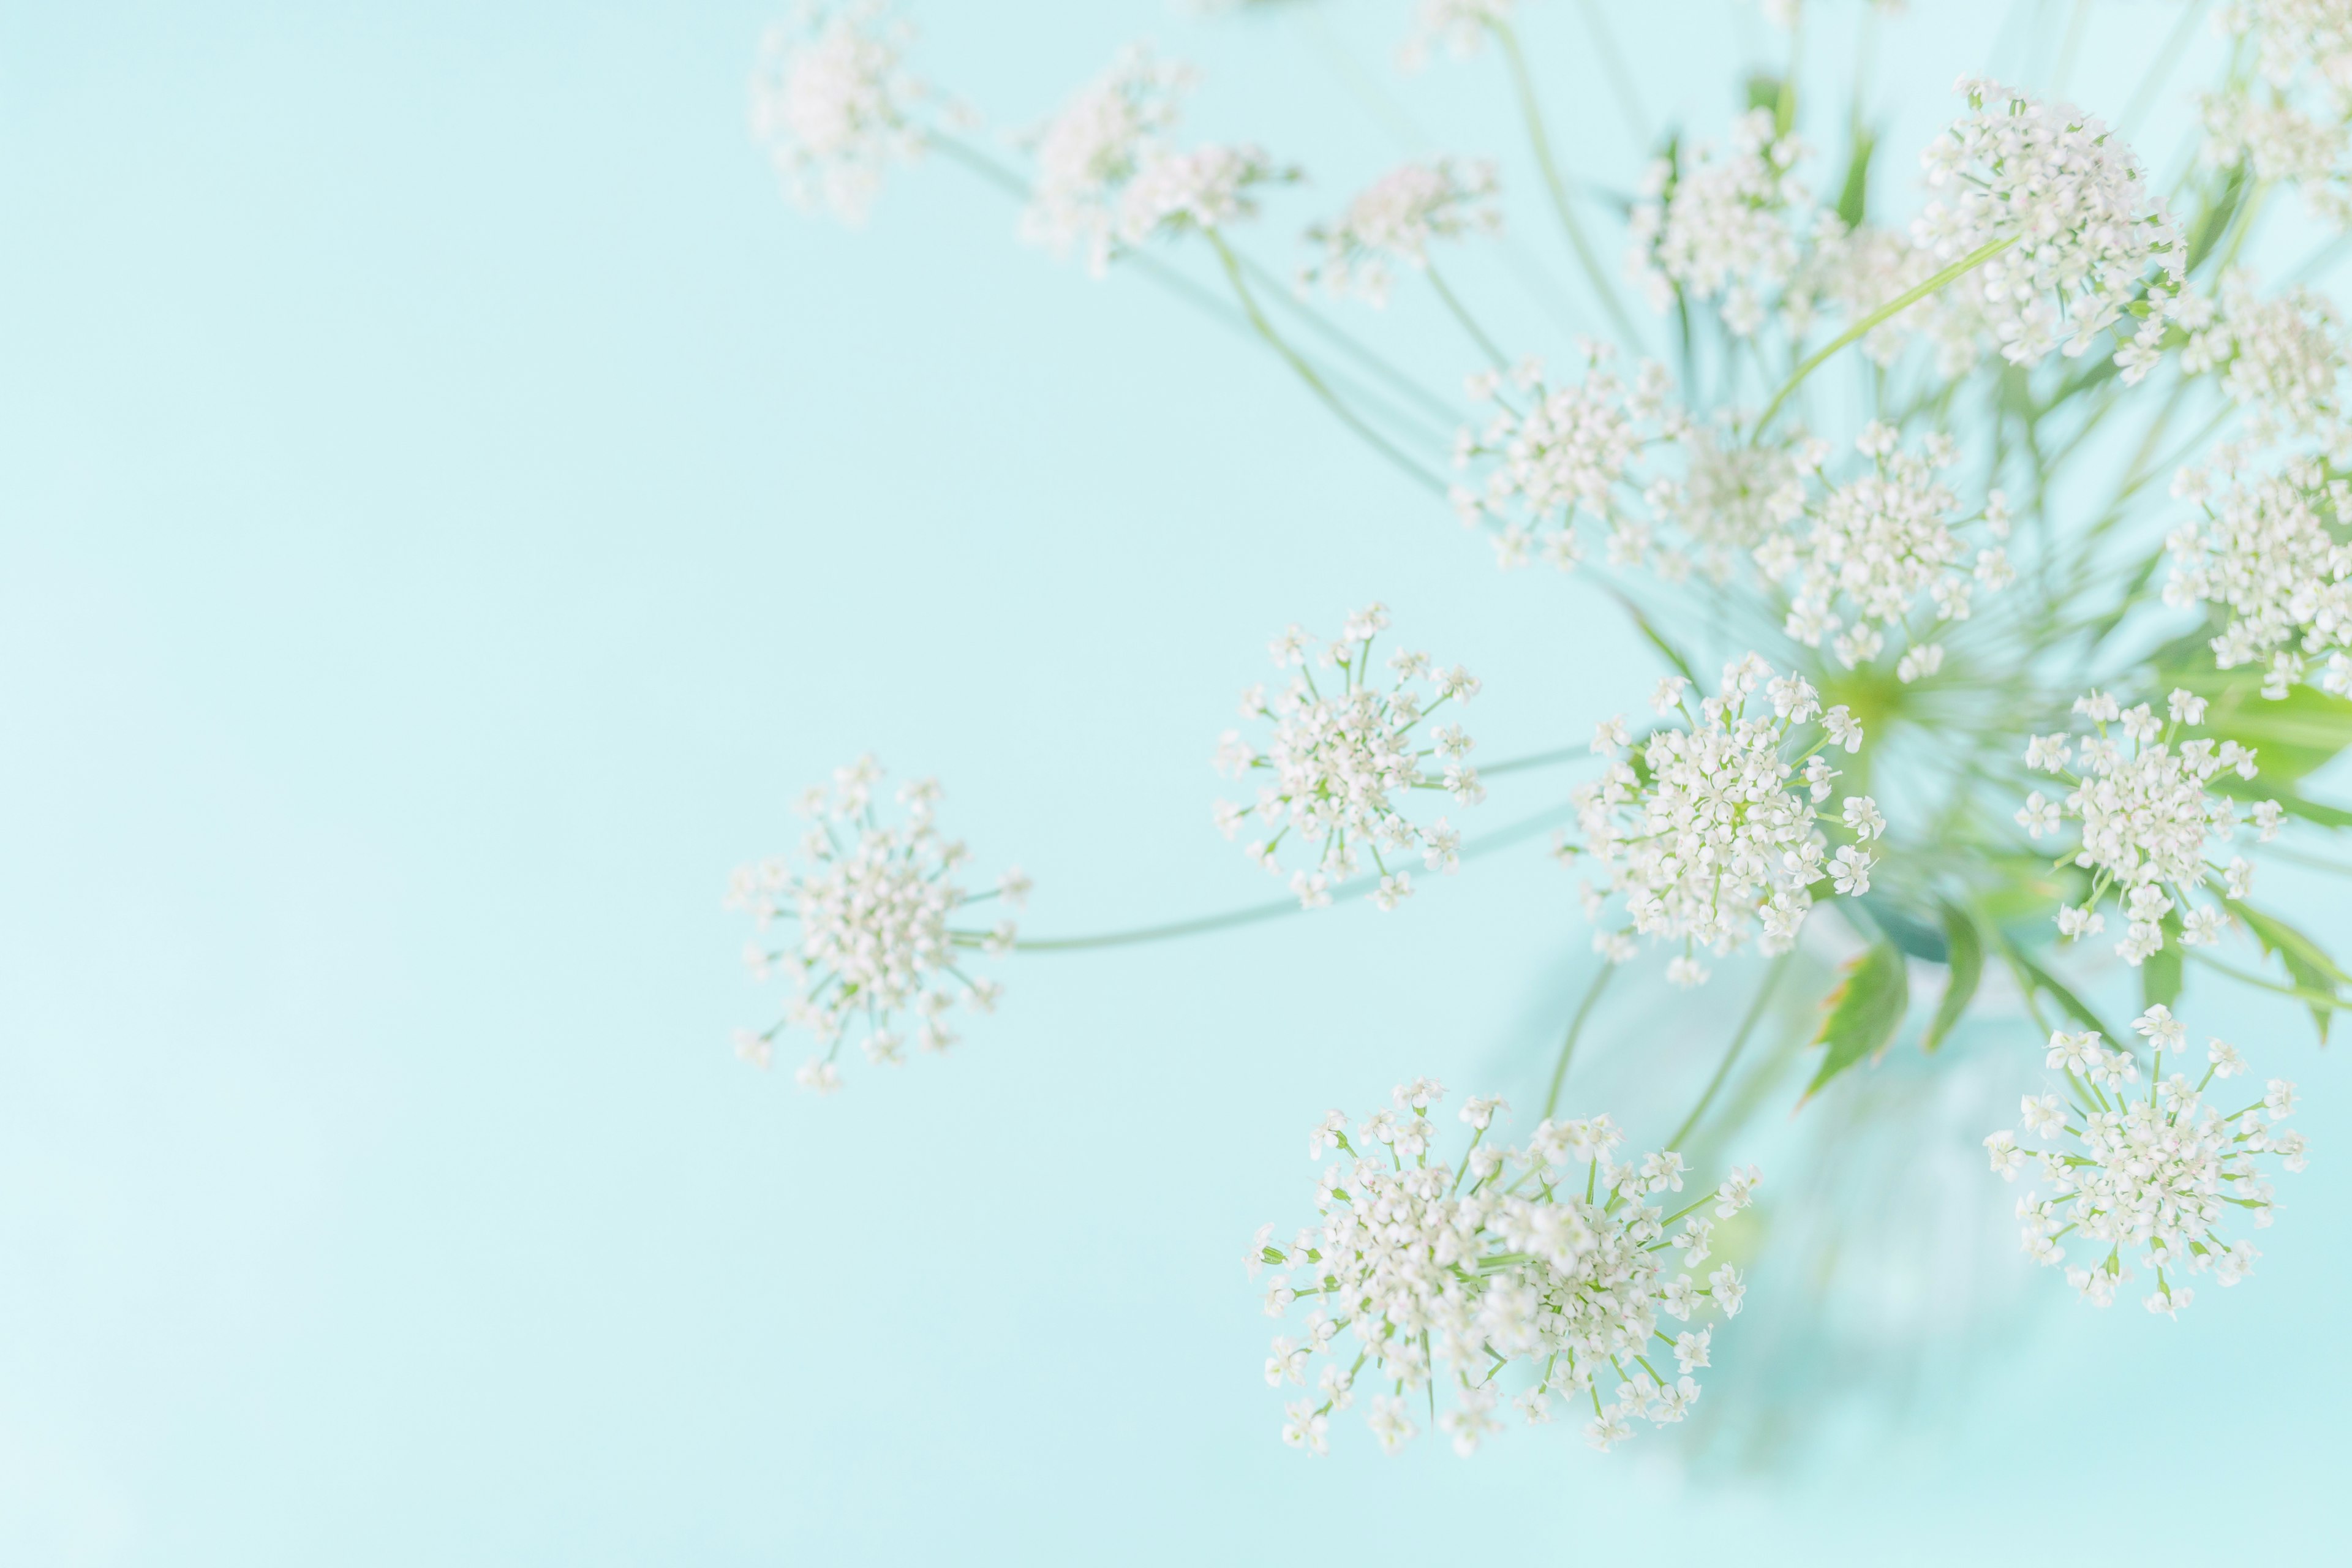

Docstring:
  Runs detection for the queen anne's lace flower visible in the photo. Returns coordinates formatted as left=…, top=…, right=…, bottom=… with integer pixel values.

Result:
left=1253, top=1080, right=1761, bottom=1456
left=1562, top=655, right=1878, bottom=981
left=1303, top=158, right=1501, bottom=306
left=750, top=1, right=929, bottom=225
left=1398, top=0, right=1516, bottom=70
left=1915, top=78, right=2182, bottom=366
left=726, top=756, right=1025, bottom=1090
left=2166, top=459, right=2352, bottom=697
left=1019, top=45, right=1197, bottom=276
left=1215, top=606, right=1483, bottom=910
left=2015, top=690, right=2276, bottom=967
left=1754, top=423, right=2011, bottom=678
left=1988, top=1014, right=2308, bottom=1316
left=1117, top=143, right=1289, bottom=246
left=2206, top=1, right=2352, bottom=226
left=1785, top=219, right=1992, bottom=378
left=1628, top=110, right=1810, bottom=337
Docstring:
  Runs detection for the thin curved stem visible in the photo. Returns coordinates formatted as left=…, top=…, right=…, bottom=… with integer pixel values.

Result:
left=1014, top=801, right=1574, bottom=953
left=1209, top=233, right=1450, bottom=494
left=1665, top=951, right=1794, bottom=1153
left=1542, top=962, right=1618, bottom=1119
left=1572, top=0, right=1651, bottom=151
left=1425, top=262, right=1509, bottom=369
left=1241, top=254, right=1463, bottom=428
left=1754, top=235, right=2018, bottom=438
left=1487, top=20, right=1643, bottom=350
left=2185, top=950, right=2347, bottom=1010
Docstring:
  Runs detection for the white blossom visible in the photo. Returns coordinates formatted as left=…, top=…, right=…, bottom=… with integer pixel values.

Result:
left=1304, top=158, right=1502, bottom=306
left=1564, top=654, right=1877, bottom=976
left=1629, top=109, right=1810, bottom=337
left=1117, top=143, right=1289, bottom=246
left=1256, top=1082, right=1760, bottom=1456
left=2166, top=457, right=2352, bottom=698
left=750, top=1, right=930, bottom=225
left=1020, top=44, right=1198, bottom=274
left=2206, top=2, right=2352, bottom=226
left=1398, top=0, right=1516, bottom=71
left=1216, top=605, right=1484, bottom=908
left=726, top=756, right=1020, bottom=1088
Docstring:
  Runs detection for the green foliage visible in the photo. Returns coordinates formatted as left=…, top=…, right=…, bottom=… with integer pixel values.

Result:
left=1920, top=902, right=1983, bottom=1054
left=1987, top=922, right=2118, bottom=1041
left=2226, top=900, right=2351, bottom=1042
left=1803, top=940, right=1909, bottom=1103
left=1834, top=124, right=1876, bottom=229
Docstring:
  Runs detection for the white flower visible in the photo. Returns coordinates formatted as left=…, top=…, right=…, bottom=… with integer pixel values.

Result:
left=1020, top=44, right=1197, bottom=275
left=2206, top=3, right=2352, bottom=227
left=1398, top=0, right=1516, bottom=71
left=751, top=1, right=929, bottom=225
left=725, top=755, right=1019, bottom=1089
left=1565, top=655, right=1874, bottom=977
left=1992, top=1039, right=2309, bottom=1315
left=1627, top=109, right=1811, bottom=334
left=1116, top=143, right=1287, bottom=246
left=1217, top=606, right=1485, bottom=907
left=2025, top=689, right=2272, bottom=965
left=1305, top=157, right=1502, bottom=306
left=2179, top=270, right=2350, bottom=445
left=1259, top=1082, right=1758, bottom=1456
left=2164, top=459, right=2352, bottom=696
left=1915, top=78, right=2182, bottom=366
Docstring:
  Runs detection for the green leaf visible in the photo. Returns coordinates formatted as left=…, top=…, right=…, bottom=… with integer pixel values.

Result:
left=2211, top=774, right=2352, bottom=828
left=1803, top=940, right=1909, bottom=1103
left=1856, top=892, right=1948, bottom=962
left=2226, top=900, right=2350, bottom=1042
left=1921, top=902, right=1983, bottom=1054
left=2141, top=937, right=2183, bottom=1012
left=1991, top=928, right=2119, bottom=1042
left=2160, top=665, right=2352, bottom=785
left=1834, top=124, right=1877, bottom=230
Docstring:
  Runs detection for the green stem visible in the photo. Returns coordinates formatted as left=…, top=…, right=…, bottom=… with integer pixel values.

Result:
left=1572, top=0, right=1651, bottom=149
left=2183, top=950, right=2347, bottom=1010
left=1487, top=20, right=1643, bottom=349
left=1543, top=963, right=1618, bottom=1119
left=1665, top=950, right=1795, bottom=1152
left=1754, top=235, right=2018, bottom=438
left=1012, top=801, right=1574, bottom=953
left=1209, top=233, right=1449, bottom=494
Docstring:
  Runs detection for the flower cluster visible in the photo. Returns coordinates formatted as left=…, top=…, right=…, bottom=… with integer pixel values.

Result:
left=1020, top=44, right=1197, bottom=275
left=1303, top=158, right=1501, bottom=306
left=1449, top=345, right=1689, bottom=571
left=750, top=0, right=927, bottom=225
left=2176, top=270, right=2352, bottom=451
left=2015, top=690, right=2280, bottom=966
left=1397, top=0, right=1515, bottom=71
left=1755, top=423, right=2013, bottom=680
left=2205, top=1, right=2352, bottom=225
left=1215, top=606, right=1482, bottom=910
left=1628, top=109, right=1811, bottom=336
left=725, top=756, right=1026, bottom=1091
left=1253, top=1081, right=1759, bottom=1456
left=2166, top=459, right=2352, bottom=698
left=1117, top=143, right=1288, bottom=247
left=1916, top=78, right=2181, bottom=366
left=1786, top=219, right=1992, bottom=379
left=1986, top=1010, right=2308, bottom=1316
left=1563, top=655, right=1875, bottom=985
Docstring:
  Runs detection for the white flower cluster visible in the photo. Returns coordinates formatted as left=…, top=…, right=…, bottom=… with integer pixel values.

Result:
left=2016, top=690, right=2280, bottom=967
left=1398, top=0, right=1516, bottom=72
left=1215, top=606, right=1483, bottom=910
left=750, top=0, right=927, bottom=225
left=1643, top=425, right=1825, bottom=583
left=1986, top=1009, right=2308, bottom=1316
left=1564, top=655, right=1875, bottom=986
left=1917, top=78, right=2181, bottom=366
left=1787, top=220, right=1991, bottom=379
left=1253, top=1081, right=1760, bottom=1456
left=2206, top=1, right=2352, bottom=225
left=2176, top=271, right=2352, bottom=451
left=1118, top=143, right=1286, bottom=246
left=1755, top=423, right=2013, bottom=680
left=2168, top=459, right=2352, bottom=698
left=1449, top=345, right=1687, bottom=571
left=1019, top=44, right=1197, bottom=275
left=725, top=756, right=1026, bottom=1091
left=1303, top=158, right=1501, bottom=306
left=1628, top=109, right=1811, bottom=337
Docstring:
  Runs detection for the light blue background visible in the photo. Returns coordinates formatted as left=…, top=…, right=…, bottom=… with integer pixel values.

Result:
left=3, top=1, right=2346, bottom=1561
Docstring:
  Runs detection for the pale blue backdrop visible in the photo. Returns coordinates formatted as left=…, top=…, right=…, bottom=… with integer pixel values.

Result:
left=2, top=1, right=2346, bottom=1561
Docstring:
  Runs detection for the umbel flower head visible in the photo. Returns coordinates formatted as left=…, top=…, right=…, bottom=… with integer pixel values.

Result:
left=2165, top=458, right=2352, bottom=698
left=1986, top=1008, right=2308, bottom=1316
left=1019, top=43, right=1199, bottom=276
left=1915, top=77, right=2181, bottom=366
left=1562, top=654, right=1877, bottom=986
left=750, top=0, right=929, bottom=225
left=1627, top=107, right=1811, bottom=337
left=2204, top=1, right=2352, bottom=227
left=2015, top=688, right=2280, bottom=966
left=1397, top=0, right=1517, bottom=72
left=1754, top=422, right=2014, bottom=681
left=725, top=756, right=1027, bottom=1091
left=1215, top=605, right=1483, bottom=910
left=1252, top=1080, right=1760, bottom=1457
left=2174, top=270, right=2352, bottom=450
left=1303, top=157, right=1502, bottom=307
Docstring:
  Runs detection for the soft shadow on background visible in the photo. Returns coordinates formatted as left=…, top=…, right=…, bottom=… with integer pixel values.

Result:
left=2, top=1, right=2346, bottom=1561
